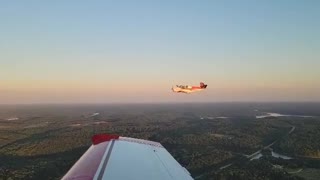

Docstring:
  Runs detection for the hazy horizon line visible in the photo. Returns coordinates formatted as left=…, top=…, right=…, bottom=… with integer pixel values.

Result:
left=1, top=101, right=320, bottom=106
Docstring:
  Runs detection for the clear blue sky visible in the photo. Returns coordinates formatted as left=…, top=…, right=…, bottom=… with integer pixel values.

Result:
left=1, top=0, right=319, bottom=103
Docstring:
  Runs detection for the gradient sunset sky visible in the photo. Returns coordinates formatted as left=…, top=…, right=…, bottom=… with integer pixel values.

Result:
left=1, top=0, right=319, bottom=103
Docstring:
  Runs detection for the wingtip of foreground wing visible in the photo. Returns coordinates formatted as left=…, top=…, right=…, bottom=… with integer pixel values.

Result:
left=92, top=134, right=120, bottom=145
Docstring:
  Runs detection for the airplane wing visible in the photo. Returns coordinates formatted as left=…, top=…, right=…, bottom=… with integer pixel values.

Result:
left=62, top=134, right=194, bottom=180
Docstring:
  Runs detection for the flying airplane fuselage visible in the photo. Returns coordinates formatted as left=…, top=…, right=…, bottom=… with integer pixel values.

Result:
left=172, top=82, right=207, bottom=93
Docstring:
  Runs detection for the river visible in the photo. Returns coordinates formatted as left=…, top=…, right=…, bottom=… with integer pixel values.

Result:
left=250, top=151, right=293, bottom=160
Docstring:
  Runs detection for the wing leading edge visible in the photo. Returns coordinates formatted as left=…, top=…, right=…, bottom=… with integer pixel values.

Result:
left=62, top=134, right=194, bottom=180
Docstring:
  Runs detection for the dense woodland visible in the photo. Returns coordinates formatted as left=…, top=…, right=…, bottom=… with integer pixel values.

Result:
left=0, top=103, right=320, bottom=180
left=275, top=119, right=320, bottom=158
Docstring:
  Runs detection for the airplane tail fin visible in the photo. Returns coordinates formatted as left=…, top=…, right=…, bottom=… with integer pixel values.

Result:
left=200, top=82, right=207, bottom=89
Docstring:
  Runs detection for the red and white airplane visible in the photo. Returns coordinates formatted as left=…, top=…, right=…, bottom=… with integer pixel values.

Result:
left=62, top=134, right=194, bottom=180
left=172, top=82, right=208, bottom=93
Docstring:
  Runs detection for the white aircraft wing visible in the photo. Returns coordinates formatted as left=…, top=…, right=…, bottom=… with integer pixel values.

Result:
left=62, top=134, right=194, bottom=180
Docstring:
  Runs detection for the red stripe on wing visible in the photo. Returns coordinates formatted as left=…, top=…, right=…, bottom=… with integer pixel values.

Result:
left=92, top=134, right=119, bottom=145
